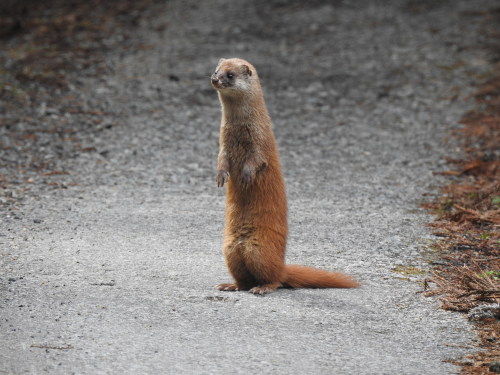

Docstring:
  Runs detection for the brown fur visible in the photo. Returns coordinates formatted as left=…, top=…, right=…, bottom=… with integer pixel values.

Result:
left=211, top=58, right=359, bottom=294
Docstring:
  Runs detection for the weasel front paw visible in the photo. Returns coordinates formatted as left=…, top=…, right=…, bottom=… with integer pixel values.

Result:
left=216, top=170, right=229, bottom=187
left=241, top=166, right=254, bottom=187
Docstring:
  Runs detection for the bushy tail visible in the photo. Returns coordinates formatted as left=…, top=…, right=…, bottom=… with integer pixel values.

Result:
left=284, top=264, right=359, bottom=289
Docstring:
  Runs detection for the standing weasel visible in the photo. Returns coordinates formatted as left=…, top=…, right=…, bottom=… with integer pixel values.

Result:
left=211, top=58, right=359, bottom=294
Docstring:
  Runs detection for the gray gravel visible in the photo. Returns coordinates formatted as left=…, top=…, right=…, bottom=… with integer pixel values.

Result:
left=1, top=1, right=497, bottom=374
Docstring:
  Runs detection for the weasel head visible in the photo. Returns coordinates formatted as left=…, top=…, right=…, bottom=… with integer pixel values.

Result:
left=211, top=58, right=257, bottom=96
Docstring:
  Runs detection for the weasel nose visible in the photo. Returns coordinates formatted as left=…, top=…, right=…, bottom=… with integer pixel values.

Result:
left=211, top=77, right=219, bottom=85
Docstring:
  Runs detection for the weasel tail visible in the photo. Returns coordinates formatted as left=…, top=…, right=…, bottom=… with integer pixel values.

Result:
left=284, top=265, right=359, bottom=289
left=211, top=57, right=359, bottom=294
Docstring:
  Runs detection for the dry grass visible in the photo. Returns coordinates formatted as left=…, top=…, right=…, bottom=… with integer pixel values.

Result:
left=423, top=66, right=500, bottom=373
left=425, top=264, right=500, bottom=312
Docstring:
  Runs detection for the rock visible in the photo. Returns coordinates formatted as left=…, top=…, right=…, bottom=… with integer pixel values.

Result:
left=468, top=304, right=500, bottom=321
left=490, top=362, right=500, bottom=373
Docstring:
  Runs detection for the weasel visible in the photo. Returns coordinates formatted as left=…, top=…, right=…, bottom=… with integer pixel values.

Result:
left=211, top=57, right=359, bottom=294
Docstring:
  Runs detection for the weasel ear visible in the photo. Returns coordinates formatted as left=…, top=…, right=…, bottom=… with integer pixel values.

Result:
left=242, top=64, right=252, bottom=76
left=218, top=58, right=226, bottom=65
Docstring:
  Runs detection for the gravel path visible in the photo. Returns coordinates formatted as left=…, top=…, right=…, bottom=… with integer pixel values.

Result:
left=1, top=1, right=497, bottom=374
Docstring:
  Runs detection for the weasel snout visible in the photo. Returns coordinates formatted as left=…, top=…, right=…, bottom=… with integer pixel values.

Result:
left=211, top=75, right=221, bottom=88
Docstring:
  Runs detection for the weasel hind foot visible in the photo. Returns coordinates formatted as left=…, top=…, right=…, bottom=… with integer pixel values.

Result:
left=216, top=283, right=239, bottom=291
left=249, top=284, right=280, bottom=295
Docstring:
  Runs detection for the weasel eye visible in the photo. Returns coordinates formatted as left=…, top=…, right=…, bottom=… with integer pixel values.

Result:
left=227, top=73, right=234, bottom=79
